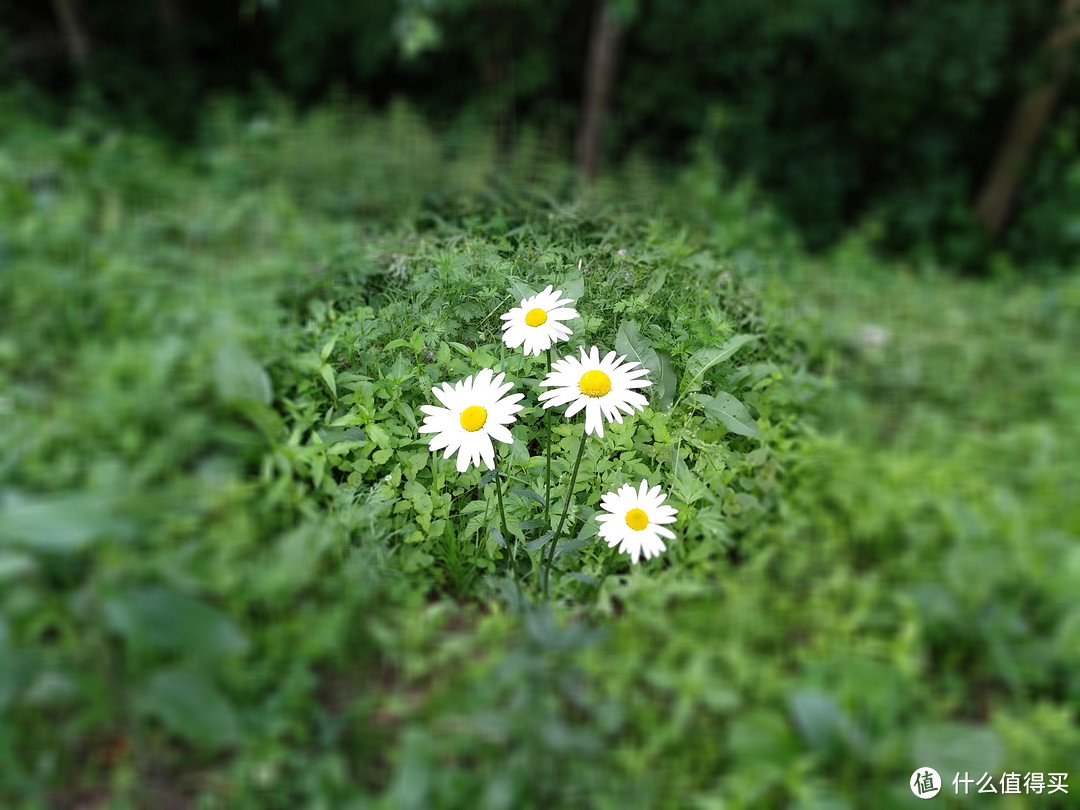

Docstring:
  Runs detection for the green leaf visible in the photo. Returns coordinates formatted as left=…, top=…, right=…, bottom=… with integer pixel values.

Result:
left=728, top=710, right=799, bottom=766
left=0, top=551, right=35, bottom=581
left=911, top=723, right=1004, bottom=778
left=0, top=493, right=128, bottom=552
left=573, top=507, right=599, bottom=541
left=489, top=525, right=506, bottom=548
left=410, top=492, right=433, bottom=516
left=367, top=423, right=392, bottom=449
left=699, top=392, right=761, bottom=438
left=560, top=271, right=585, bottom=305
left=524, top=532, right=554, bottom=552
left=103, top=587, right=247, bottom=660
left=319, top=363, right=338, bottom=400
left=787, top=689, right=867, bottom=755
left=614, top=320, right=662, bottom=400
left=696, top=507, right=730, bottom=545
left=137, top=668, right=239, bottom=749
left=510, top=487, right=545, bottom=507
left=673, top=466, right=711, bottom=505
left=213, top=343, right=272, bottom=406
left=681, top=335, right=759, bottom=395
left=563, top=572, right=597, bottom=586
left=320, top=337, right=337, bottom=363
left=508, top=425, right=530, bottom=467
left=554, top=538, right=591, bottom=559
left=655, top=349, right=677, bottom=411
left=317, top=426, right=367, bottom=445
left=234, top=401, right=283, bottom=440
left=507, top=278, right=538, bottom=305
left=644, top=267, right=668, bottom=298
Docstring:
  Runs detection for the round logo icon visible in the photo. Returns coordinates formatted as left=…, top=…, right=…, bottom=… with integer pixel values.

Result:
left=910, top=767, right=941, bottom=799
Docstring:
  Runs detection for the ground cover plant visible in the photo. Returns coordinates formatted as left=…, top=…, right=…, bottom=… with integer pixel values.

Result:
left=1, top=101, right=1079, bottom=809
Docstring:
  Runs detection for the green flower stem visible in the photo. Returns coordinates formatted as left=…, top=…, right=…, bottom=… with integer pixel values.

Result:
left=544, top=425, right=588, bottom=598
left=591, top=546, right=618, bottom=612
left=543, top=348, right=552, bottom=527
left=494, top=447, right=510, bottom=552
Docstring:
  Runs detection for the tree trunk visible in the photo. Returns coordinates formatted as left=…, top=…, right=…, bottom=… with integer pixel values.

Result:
left=576, top=1, right=623, bottom=183
left=974, top=0, right=1080, bottom=235
left=481, top=1, right=514, bottom=163
left=50, top=0, right=92, bottom=70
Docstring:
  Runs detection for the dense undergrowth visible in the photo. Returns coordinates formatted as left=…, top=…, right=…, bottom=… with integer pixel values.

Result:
left=2, top=101, right=1079, bottom=809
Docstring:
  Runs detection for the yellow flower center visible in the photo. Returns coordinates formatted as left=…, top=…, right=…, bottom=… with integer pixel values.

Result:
left=459, top=405, right=487, bottom=432
left=625, top=508, right=649, bottom=531
left=578, top=369, right=612, bottom=398
left=525, top=307, right=548, bottom=327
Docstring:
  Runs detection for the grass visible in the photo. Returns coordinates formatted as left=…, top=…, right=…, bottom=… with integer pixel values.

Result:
left=1, top=98, right=1079, bottom=809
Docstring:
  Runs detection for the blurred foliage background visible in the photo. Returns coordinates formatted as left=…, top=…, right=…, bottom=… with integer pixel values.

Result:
left=3, top=2, right=1080, bottom=809
left=6, top=0, right=1080, bottom=268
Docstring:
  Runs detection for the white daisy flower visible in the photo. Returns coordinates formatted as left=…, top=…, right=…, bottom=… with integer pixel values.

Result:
left=419, top=368, right=524, bottom=473
left=500, top=284, right=579, bottom=356
left=537, top=346, right=651, bottom=438
left=596, top=480, right=678, bottom=563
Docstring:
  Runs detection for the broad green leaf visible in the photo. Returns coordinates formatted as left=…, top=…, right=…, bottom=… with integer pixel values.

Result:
left=410, top=492, right=433, bottom=516
left=317, top=426, right=367, bottom=445
left=319, top=363, right=338, bottom=400
left=0, top=493, right=128, bottom=552
left=489, top=525, right=506, bottom=548
left=402, top=480, right=427, bottom=500
left=563, top=572, right=597, bottom=586
left=103, top=587, right=247, bottom=660
left=695, top=507, right=729, bottom=545
left=673, top=466, right=711, bottom=505
left=655, top=349, right=677, bottom=411
left=560, top=271, right=585, bottom=305
left=573, top=507, right=598, bottom=541
left=510, top=487, right=545, bottom=507
left=681, top=335, right=759, bottom=395
left=787, top=689, right=868, bottom=754
left=614, top=320, right=662, bottom=400
left=728, top=710, right=799, bottom=766
left=524, top=532, right=554, bottom=552
left=508, top=425, right=530, bottom=467
left=0, top=551, right=35, bottom=581
left=137, top=668, right=239, bottom=749
left=234, top=401, right=283, bottom=440
left=699, top=392, right=761, bottom=438
left=319, top=337, right=337, bottom=362
left=911, top=723, right=1004, bottom=778
left=213, top=343, right=272, bottom=406
left=554, top=538, right=591, bottom=559
left=367, top=423, right=392, bottom=449
left=507, top=278, right=538, bottom=305
left=644, top=267, right=668, bottom=298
